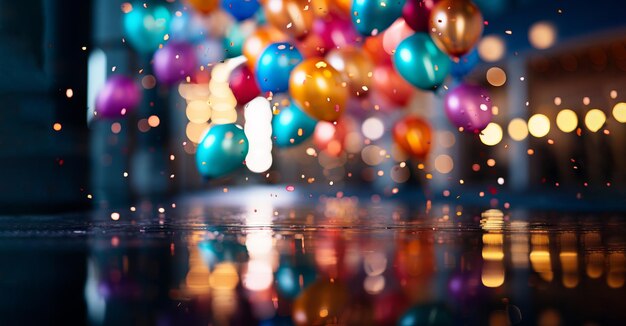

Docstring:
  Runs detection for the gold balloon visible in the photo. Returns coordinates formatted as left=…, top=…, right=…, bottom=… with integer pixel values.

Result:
left=325, top=46, right=374, bottom=97
left=429, top=0, right=484, bottom=57
left=262, top=0, right=315, bottom=39
left=289, top=59, right=349, bottom=122
left=243, top=26, right=288, bottom=70
left=187, top=0, right=219, bottom=15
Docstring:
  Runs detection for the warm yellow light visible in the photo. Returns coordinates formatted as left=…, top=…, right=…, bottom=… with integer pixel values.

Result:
left=434, top=155, right=453, bottom=174
left=613, top=102, right=626, bottom=123
left=186, top=100, right=212, bottom=123
left=478, top=35, right=506, bottom=62
left=486, top=67, right=507, bottom=87
left=556, top=109, right=578, bottom=133
left=584, top=109, right=606, bottom=132
left=186, top=122, right=211, bottom=143
left=507, top=118, right=528, bottom=141
left=479, top=123, right=503, bottom=146
left=528, top=114, right=550, bottom=138
left=529, top=21, right=557, bottom=49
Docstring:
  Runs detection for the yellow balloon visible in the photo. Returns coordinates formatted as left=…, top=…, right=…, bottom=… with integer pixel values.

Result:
left=325, top=46, right=374, bottom=97
left=243, top=26, right=288, bottom=70
left=187, top=0, right=219, bottom=15
left=289, top=59, right=349, bottom=122
left=262, top=0, right=315, bottom=39
left=429, top=0, right=484, bottom=57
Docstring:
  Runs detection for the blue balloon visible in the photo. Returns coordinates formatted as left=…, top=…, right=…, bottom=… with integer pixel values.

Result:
left=169, top=10, right=207, bottom=43
left=352, top=0, right=406, bottom=36
left=272, top=101, right=318, bottom=147
left=222, top=0, right=260, bottom=21
left=394, top=33, right=451, bottom=91
left=256, top=42, right=303, bottom=93
left=196, top=124, right=249, bottom=178
left=123, top=4, right=171, bottom=54
left=450, top=48, right=480, bottom=79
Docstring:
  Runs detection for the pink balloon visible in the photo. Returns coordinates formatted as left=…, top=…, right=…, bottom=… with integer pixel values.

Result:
left=402, top=0, right=439, bottom=33
left=95, top=75, right=142, bottom=119
left=312, top=14, right=359, bottom=52
left=382, top=18, right=414, bottom=55
left=444, top=83, right=493, bottom=133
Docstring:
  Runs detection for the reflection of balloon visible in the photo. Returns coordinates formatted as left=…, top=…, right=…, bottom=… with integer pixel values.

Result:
left=444, top=83, right=492, bottom=133
left=229, top=65, right=261, bottom=106
left=243, top=26, right=288, bottom=70
left=292, top=280, right=349, bottom=326
left=351, top=0, right=406, bottom=36
left=429, top=0, right=484, bottom=57
left=402, top=0, right=438, bottom=32
left=382, top=18, right=414, bottom=55
left=95, top=75, right=142, bottom=119
left=256, top=42, right=303, bottom=93
left=373, top=64, right=415, bottom=106
left=398, top=304, right=454, bottom=326
left=123, top=4, right=170, bottom=54
left=188, top=0, right=219, bottom=15
left=195, top=38, right=225, bottom=66
left=196, top=124, right=249, bottom=178
left=392, top=116, right=432, bottom=158
left=262, top=0, right=315, bottom=39
left=326, top=46, right=374, bottom=97
left=153, top=42, right=198, bottom=85
left=289, top=59, right=349, bottom=121
left=275, top=262, right=316, bottom=298
left=313, top=14, right=359, bottom=52
left=222, top=0, right=260, bottom=21
left=272, top=100, right=318, bottom=147
left=450, top=48, right=479, bottom=79
left=393, top=33, right=450, bottom=90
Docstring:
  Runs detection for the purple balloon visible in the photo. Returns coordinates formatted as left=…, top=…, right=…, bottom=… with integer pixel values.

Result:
left=153, top=42, right=198, bottom=85
left=444, top=83, right=493, bottom=133
left=402, top=0, right=438, bottom=33
left=95, top=75, right=142, bottom=118
left=312, top=14, right=359, bottom=51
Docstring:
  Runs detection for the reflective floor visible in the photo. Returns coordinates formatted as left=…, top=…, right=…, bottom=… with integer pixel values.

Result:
left=0, top=187, right=625, bottom=325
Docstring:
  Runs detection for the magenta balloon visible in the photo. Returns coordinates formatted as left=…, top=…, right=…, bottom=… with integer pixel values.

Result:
left=153, top=42, right=198, bottom=85
left=95, top=75, right=142, bottom=118
left=444, top=83, right=493, bottom=133
left=402, top=0, right=438, bottom=32
left=312, top=14, right=359, bottom=52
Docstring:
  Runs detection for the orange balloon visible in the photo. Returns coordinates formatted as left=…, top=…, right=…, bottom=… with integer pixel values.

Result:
left=243, top=26, right=288, bottom=70
left=187, top=0, right=219, bottom=14
left=392, top=116, right=432, bottom=158
left=262, top=0, right=315, bottom=39
left=331, top=0, right=352, bottom=16
left=289, top=59, right=349, bottom=122
left=326, top=46, right=374, bottom=97
left=363, top=34, right=392, bottom=65
left=296, top=33, right=327, bottom=58
left=372, top=64, right=415, bottom=106
left=429, top=0, right=484, bottom=57
left=311, top=0, right=330, bottom=17
left=382, top=18, right=414, bottom=55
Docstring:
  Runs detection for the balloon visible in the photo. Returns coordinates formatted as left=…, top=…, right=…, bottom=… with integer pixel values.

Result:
left=363, top=34, right=392, bottom=65
left=256, top=42, right=304, bottom=93
left=229, top=65, right=261, bottom=106
left=402, top=0, right=438, bottom=32
left=188, top=0, right=219, bottom=15
left=450, top=48, right=479, bottom=79
left=262, top=0, right=315, bottom=39
left=296, top=33, right=328, bottom=58
left=372, top=64, right=415, bottom=106
left=195, top=38, right=225, bottom=66
left=326, top=46, right=374, bottom=97
left=196, top=124, right=249, bottom=178
left=393, top=33, right=451, bottom=90
left=429, top=0, right=484, bottom=57
left=331, top=0, right=352, bottom=16
left=398, top=304, right=454, bottom=326
left=169, top=10, right=207, bottom=43
left=382, top=18, right=414, bottom=55
left=123, top=4, right=170, bottom=54
left=289, top=59, right=349, bottom=121
left=153, top=42, right=198, bottom=85
left=444, top=83, right=492, bottom=133
left=95, top=75, right=142, bottom=119
left=313, top=119, right=350, bottom=156
left=292, top=280, right=349, bottom=326
left=392, top=116, right=432, bottom=158
left=222, top=0, right=260, bottom=21
left=312, top=13, right=359, bottom=51
left=243, top=26, right=288, bottom=70
left=224, top=21, right=256, bottom=58
left=351, top=0, right=406, bottom=36
left=272, top=99, right=318, bottom=147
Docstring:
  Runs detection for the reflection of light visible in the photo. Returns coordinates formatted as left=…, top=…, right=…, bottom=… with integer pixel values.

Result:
left=559, top=233, right=579, bottom=288
left=479, top=123, right=503, bottom=146
left=185, top=236, right=212, bottom=295
left=434, top=155, right=453, bottom=174
left=482, top=232, right=505, bottom=288
left=528, top=114, right=550, bottom=137
left=556, top=109, right=578, bottom=133
left=530, top=233, right=553, bottom=281
left=363, top=275, right=385, bottom=294
left=529, top=21, right=557, bottom=49
left=584, top=109, right=606, bottom=132
left=364, top=252, right=387, bottom=276
left=607, top=252, right=625, bottom=288
left=244, top=260, right=274, bottom=291
left=478, top=35, right=506, bottom=62
left=210, top=263, right=239, bottom=290
left=508, top=118, right=528, bottom=141
left=613, top=102, right=626, bottom=123
left=361, top=117, right=384, bottom=140
left=486, top=67, right=506, bottom=87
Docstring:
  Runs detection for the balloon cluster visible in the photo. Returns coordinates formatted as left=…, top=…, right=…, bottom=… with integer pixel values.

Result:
left=95, top=0, right=494, bottom=179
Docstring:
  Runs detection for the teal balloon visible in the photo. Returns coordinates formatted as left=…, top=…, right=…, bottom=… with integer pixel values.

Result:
left=123, top=4, right=171, bottom=54
left=394, top=33, right=451, bottom=91
left=352, top=0, right=406, bottom=36
left=256, top=42, right=303, bottom=93
left=272, top=102, right=317, bottom=147
left=196, top=124, right=249, bottom=178
left=223, top=23, right=249, bottom=58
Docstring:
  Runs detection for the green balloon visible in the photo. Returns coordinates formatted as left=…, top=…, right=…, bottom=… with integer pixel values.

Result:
left=123, top=4, right=171, bottom=54
left=393, top=33, right=451, bottom=91
left=196, top=124, right=249, bottom=178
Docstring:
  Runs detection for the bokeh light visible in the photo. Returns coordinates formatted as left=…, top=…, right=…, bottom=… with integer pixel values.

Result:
left=507, top=118, right=528, bottom=141
left=486, top=67, right=507, bottom=87
left=186, top=100, right=212, bottom=123
left=479, top=123, right=503, bottom=146
left=556, top=109, right=578, bottom=133
left=612, top=102, right=626, bottom=123
left=529, top=21, right=557, bottom=49
left=478, top=35, right=506, bottom=62
left=361, top=117, right=384, bottom=140
left=528, top=114, right=550, bottom=138
left=584, top=109, right=606, bottom=132
left=434, top=155, right=454, bottom=174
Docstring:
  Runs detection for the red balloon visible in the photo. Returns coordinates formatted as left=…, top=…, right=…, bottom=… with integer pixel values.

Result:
left=313, top=13, right=360, bottom=51
left=372, top=64, right=415, bottom=106
left=402, top=0, right=438, bottom=32
left=229, top=64, right=261, bottom=106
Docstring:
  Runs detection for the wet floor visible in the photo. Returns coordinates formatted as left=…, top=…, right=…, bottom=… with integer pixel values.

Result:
left=0, top=187, right=625, bottom=325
